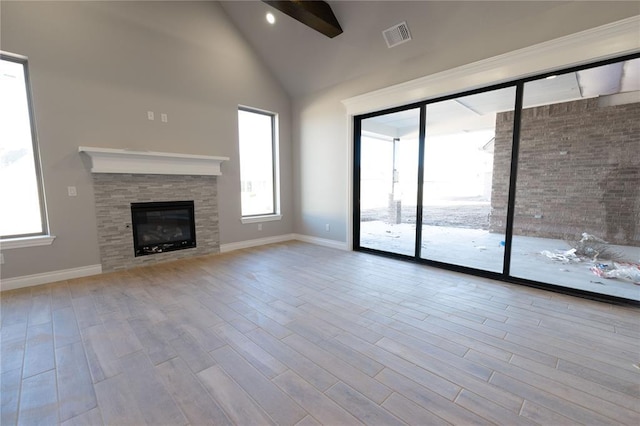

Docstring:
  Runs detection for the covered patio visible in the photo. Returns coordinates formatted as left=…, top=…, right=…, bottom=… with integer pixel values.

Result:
left=361, top=220, right=640, bottom=301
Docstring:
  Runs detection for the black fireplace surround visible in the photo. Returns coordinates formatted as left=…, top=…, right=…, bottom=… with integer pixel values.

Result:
left=131, top=201, right=196, bottom=257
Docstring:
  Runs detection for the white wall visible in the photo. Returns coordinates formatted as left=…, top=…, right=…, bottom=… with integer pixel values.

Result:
left=293, top=2, right=640, bottom=245
left=0, top=1, right=293, bottom=280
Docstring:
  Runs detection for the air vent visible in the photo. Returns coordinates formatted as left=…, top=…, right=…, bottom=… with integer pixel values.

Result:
left=382, top=21, right=411, bottom=48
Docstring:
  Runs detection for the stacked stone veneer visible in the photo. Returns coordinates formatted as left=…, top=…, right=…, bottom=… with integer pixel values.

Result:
left=490, top=98, right=640, bottom=246
left=93, top=173, right=220, bottom=272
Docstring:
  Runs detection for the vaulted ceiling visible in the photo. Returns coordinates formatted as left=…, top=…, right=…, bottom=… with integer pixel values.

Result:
left=219, top=1, right=640, bottom=98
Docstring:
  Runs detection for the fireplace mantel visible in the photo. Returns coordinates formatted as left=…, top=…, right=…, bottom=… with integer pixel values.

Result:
left=79, top=146, right=229, bottom=176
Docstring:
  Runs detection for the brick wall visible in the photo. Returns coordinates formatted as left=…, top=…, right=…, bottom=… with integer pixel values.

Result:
left=93, top=174, right=220, bottom=272
left=491, top=98, right=640, bottom=246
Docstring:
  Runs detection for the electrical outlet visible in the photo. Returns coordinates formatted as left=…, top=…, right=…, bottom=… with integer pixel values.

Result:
left=325, top=224, right=330, bottom=232
left=68, top=186, right=77, bottom=197
left=161, top=113, right=168, bottom=123
left=147, top=111, right=155, bottom=120
left=258, top=223, right=262, bottom=231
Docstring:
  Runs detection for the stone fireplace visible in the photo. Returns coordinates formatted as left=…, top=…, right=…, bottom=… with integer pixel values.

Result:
left=79, top=147, right=229, bottom=272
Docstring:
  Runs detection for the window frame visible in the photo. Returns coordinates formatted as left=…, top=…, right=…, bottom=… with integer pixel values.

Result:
left=0, top=52, right=51, bottom=244
left=353, top=52, right=640, bottom=305
left=237, top=106, right=282, bottom=223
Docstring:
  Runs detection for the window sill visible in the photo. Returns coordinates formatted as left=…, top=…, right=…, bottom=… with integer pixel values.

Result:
left=241, top=214, right=282, bottom=224
left=1, top=235, right=56, bottom=250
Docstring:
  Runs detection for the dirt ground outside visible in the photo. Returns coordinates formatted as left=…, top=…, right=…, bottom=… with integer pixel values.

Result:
left=361, top=202, right=491, bottom=230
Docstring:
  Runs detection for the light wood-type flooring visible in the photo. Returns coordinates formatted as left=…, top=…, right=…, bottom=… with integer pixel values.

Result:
left=1, top=241, right=639, bottom=425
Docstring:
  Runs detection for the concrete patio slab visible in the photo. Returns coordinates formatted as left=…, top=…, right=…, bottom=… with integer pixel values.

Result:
left=361, top=221, right=640, bottom=301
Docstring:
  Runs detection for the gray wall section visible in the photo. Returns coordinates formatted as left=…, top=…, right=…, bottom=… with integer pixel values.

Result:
left=0, top=1, right=292, bottom=279
left=293, top=2, right=640, bottom=245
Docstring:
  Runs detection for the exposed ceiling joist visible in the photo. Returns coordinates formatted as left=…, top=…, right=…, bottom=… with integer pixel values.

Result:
left=262, top=0, right=343, bottom=38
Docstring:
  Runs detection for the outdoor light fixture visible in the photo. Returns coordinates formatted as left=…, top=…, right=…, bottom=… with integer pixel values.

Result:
left=266, top=12, right=276, bottom=24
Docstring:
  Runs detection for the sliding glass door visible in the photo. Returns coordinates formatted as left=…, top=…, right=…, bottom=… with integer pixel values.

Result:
left=354, top=54, right=640, bottom=303
left=358, top=108, right=420, bottom=256
left=420, top=88, right=515, bottom=272
left=510, top=58, right=640, bottom=301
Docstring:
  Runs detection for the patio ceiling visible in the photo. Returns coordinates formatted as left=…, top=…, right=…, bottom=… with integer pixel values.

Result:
left=363, top=58, right=640, bottom=139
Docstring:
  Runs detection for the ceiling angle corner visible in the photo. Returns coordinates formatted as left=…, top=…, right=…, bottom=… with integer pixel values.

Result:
left=262, top=0, right=343, bottom=38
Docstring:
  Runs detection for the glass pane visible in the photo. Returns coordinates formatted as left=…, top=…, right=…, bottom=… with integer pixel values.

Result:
left=238, top=109, right=275, bottom=216
left=0, top=57, right=43, bottom=237
left=421, top=87, right=515, bottom=272
left=359, top=108, right=420, bottom=256
left=511, top=58, right=640, bottom=301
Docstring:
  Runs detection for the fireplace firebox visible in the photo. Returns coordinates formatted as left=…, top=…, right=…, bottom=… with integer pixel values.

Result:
left=131, top=201, right=196, bottom=257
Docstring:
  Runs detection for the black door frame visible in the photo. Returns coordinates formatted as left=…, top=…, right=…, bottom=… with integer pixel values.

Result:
left=352, top=53, right=640, bottom=306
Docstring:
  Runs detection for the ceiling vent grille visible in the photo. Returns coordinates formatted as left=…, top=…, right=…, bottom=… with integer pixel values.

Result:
left=382, top=21, right=411, bottom=48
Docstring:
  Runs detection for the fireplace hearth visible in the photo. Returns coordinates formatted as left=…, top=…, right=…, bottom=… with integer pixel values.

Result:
left=131, top=201, right=196, bottom=257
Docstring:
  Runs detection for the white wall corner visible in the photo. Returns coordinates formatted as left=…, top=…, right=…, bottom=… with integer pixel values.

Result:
left=1, top=264, right=102, bottom=292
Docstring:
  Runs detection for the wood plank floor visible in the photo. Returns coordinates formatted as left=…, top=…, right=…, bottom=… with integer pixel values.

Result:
left=1, top=241, right=639, bottom=425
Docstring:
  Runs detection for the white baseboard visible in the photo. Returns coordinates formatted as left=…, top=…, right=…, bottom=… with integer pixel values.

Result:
left=220, top=233, right=349, bottom=253
left=293, top=233, right=349, bottom=251
left=220, top=234, right=297, bottom=253
left=1, top=234, right=347, bottom=291
left=1, top=264, right=102, bottom=292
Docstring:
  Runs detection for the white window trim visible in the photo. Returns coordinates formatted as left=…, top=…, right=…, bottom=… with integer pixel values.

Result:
left=240, top=214, right=283, bottom=224
left=1, top=235, right=56, bottom=250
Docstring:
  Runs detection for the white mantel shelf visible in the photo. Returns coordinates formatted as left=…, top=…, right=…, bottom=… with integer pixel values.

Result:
left=79, top=146, right=229, bottom=176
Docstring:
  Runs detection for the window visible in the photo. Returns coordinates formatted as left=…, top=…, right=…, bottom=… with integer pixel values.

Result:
left=238, top=107, right=280, bottom=220
left=1, top=53, right=48, bottom=239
